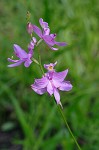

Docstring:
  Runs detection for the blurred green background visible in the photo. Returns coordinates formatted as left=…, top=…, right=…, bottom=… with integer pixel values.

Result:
left=0, top=0, right=99, bottom=150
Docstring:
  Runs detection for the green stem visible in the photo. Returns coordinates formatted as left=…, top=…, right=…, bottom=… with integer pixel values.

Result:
left=58, top=105, right=82, bottom=150
left=38, top=53, right=45, bottom=75
left=30, top=36, right=44, bottom=75
left=36, top=39, right=45, bottom=75
left=36, top=39, right=43, bottom=47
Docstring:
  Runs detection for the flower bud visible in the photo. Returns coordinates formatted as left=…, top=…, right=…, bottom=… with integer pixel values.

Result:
left=27, top=22, right=33, bottom=34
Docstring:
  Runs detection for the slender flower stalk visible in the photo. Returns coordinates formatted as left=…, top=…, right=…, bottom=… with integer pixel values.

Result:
left=38, top=50, right=45, bottom=75
left=58, top=105, right=82, bottom=150
left=36, top=39, right=43, bottom=47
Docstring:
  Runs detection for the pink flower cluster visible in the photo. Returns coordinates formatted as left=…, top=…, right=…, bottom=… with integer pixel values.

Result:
left=8, top=18, right=72, bottom=107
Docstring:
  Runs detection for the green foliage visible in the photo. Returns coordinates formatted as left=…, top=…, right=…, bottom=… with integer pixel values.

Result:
left=0, top=0, right=99, bottom=149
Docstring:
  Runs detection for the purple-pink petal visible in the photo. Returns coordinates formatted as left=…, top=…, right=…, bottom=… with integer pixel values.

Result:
left=53, top=69, right=68, bottom=82
left=13, top=44, right=28, bottom=59
left=8, top=58, right=19, bottom=63
left=31, top=77, right=49, bottom=95
left=24, top=59, right=32, bottom=67
left=28, top=37, right=36, bottom=51
left=47, top=81, right=53, bottom=95
left=52, top=79, right=61, bottom=88
left=55, top=41, right=67, bottom=46
left=28, top=42, right=34, bottom=51
left=53, top=61, right=57, bottom=67
left=8, top=60, right=24, bottom=67
left=50, top=34, right=56, bottom=39
left=33, top=25, right=42, bottom=38
left=53, top=88, right=60, bottom=104
left=43, top=28, right=50, bottom=35
left=34, top=77, right=48, bottom=88
left=39, top=18, right=49, bottom=29
left=31, top=86, right=46, bottom=95
left=48, top=45, right=58, bottom=51
left=32, top=37, right=37, bottom=44
left=43, top=35, right=55, bottom=46
left=59, top=81, right=73, bottom=91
